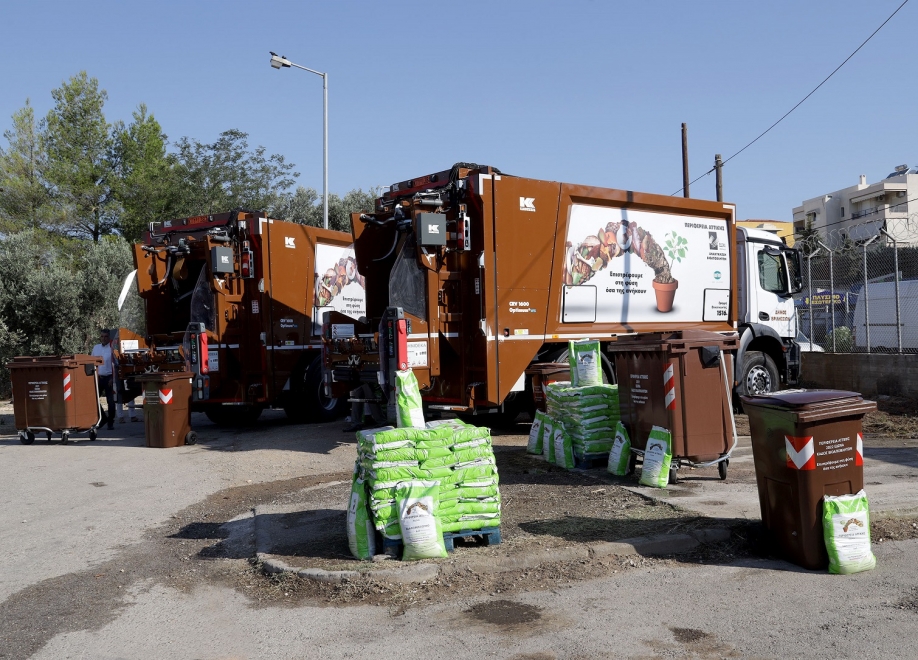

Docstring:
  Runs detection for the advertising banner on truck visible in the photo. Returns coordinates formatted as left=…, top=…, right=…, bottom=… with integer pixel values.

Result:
left=561, top=205, right=731, bottom=324
left=313, top=243, right=367, bottom=335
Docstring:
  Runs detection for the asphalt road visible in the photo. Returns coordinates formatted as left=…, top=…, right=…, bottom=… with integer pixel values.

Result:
left=2, top=408, right=917, bottom=660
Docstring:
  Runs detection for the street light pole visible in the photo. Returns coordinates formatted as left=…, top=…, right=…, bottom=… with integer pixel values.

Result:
left=270, top=52, right=328, bottom=230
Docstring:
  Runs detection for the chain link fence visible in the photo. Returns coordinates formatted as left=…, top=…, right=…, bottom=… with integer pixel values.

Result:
left=796, top=216, right=918, bottom=354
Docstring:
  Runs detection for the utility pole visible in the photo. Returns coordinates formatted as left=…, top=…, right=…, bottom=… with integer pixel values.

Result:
left=681, top=123, right=690, bottom=198
left=714, top=154, right=723, bottom=202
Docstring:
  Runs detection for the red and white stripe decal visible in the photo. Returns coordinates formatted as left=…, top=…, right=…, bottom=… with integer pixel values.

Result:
left=663, top=363, right=675, bottom=410
left=856, top=432, right=864, bottom=466
left=63, top=374, right=72, bottom=401
left=785, top=435, right=816, bottom=470
left=159, top=389, right=173, bottom=405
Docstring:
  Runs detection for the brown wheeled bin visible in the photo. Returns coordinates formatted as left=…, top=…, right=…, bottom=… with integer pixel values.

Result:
left=525, top=362, right=570, bottom=412
left=7, top=355, right=103, bottom=444
left=137, top=371, right=197, bottom=448
left=741, top=389, right=876, bottom=570
left=606, top=330, right=738, bottom=480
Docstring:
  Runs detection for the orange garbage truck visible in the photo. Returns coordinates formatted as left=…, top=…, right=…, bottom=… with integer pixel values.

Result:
left=116, top=210, right=365, bottom=425
left=321, top=164, right=802, bottom=425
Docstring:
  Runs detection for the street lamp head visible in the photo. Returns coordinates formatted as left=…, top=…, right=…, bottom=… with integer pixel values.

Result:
left=269, top=52, right=292, bottom=69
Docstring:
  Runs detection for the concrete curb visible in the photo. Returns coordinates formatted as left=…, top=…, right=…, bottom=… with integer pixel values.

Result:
left=253, top=503, right=733, bottom=583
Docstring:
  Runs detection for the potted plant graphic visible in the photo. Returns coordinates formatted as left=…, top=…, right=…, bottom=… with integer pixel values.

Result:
left=652, top=231, right=687, bottom=313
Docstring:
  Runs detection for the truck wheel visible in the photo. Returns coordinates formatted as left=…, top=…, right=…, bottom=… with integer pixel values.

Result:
left=299, top=355, right=347, bottom=423
left=739, top=351, right=779, bottom=397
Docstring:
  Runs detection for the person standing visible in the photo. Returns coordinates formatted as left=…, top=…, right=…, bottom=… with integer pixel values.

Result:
left=91, top=329, right=116, bottom=430
left=112, top=331, right=139, bottom=423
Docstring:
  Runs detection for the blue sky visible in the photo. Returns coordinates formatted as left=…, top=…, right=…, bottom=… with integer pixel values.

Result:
left=1, top=0, right=914, bottom=223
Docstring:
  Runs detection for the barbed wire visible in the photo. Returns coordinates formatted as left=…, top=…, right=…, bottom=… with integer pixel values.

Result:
left=793, top=215, right=918, bottom=255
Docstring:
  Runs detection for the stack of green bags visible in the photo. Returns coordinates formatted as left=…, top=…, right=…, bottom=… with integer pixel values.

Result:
left=354, top=419, right=501, bottom=544
left=531, top=380, right=620, bottom=467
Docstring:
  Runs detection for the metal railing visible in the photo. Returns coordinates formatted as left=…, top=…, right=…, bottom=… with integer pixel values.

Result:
left=796, top=216, right=918, bottom=354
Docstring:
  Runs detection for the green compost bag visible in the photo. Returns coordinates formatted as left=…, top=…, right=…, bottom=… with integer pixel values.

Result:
left=543, top=420, right=556, bottom=463
left=607, top=421, right=632, bottom=476
left=552, top=426, right=576, bottom=469
left=639, top=426, right=672, bottom=488
left=396, top=480, right=448, bottom=560
left=527, top=411, right=548, bottom=455
left=823, top=490, right=877, bottom=574
left=346, top=470, right=377, bottom=560
left=569, top=339, right=603, bottom=387
left=395, top=369, right=425, bottom=428
left=424, top=419, right=468, bottom=431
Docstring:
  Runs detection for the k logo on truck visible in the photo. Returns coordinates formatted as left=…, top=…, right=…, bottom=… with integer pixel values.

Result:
left=284, top=237, right=295, bottom=248
left=520, top=197, right=536, bottom=212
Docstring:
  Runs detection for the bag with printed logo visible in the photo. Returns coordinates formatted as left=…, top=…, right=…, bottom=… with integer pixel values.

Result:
left=396, top=480, right=448, bottom=560
left=823, top=490, right=876, bottom=574
left=568, top=340, right=602, bottom=387
left=552, top=426, right=575, bottom=469
left=607, top=421, right=632, bottom=476
left=395, top=369, right=425, bottom=428
left=527, top=410, right=548, bottom=455
left=346, top=466, right=377, bottom=560
left=639, top=425, right=672, bottom=488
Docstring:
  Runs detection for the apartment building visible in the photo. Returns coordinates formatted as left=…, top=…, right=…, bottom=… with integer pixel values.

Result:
left=792, top=164, right=916, bottom=246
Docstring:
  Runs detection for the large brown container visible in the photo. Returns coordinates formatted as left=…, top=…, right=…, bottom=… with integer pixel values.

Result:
left=525, top=362, right=570, bottom=412
left=741, top=389, right=876, bottom=570
left=607, top=330, right=737, bottom=464
left=138, top=371, right=196, bottom=448
left=7, top=355, right=103, bottom=443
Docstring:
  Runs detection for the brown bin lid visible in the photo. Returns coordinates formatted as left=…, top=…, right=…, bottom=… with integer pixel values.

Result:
left=136, top=370, right=193, bottom=383
left=741, top=389, right=862, bottom=409
left=7, top=354, right=102, bottom=369
left=606, top=329, right=739, bottom=352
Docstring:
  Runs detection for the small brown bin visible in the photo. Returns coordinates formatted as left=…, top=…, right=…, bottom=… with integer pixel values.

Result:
left=525, top=362, right=570, bottom=412
left=607, top=330, right=738, bottom=477
left=7, top=355, right=103, bottom=443
left=741, top=389, right=876, bottom=570
left=137, top=371, right=196, bottom=448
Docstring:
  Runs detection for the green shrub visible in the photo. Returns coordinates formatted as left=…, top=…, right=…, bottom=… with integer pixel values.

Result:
left=826, top=326, right=853, bottom=352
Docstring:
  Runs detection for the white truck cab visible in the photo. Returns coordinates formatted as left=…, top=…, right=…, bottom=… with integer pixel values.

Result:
left=735, top=227, right=803, bottom=396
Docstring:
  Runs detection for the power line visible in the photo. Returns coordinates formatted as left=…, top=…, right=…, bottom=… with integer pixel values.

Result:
left=673, top=0, right=910, bottom=197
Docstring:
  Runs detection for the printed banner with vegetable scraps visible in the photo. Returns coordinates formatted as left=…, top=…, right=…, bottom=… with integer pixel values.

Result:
left=561, top=204, right=731, bottom=324
left=313, top=243, right=366, bottom=333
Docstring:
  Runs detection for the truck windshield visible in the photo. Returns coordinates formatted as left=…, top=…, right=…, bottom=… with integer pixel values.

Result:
left=389, top=234, right=427, bottom=321
left=758, top=249, right=787, bottom=294
left=189, top=267, right=216, bottom=331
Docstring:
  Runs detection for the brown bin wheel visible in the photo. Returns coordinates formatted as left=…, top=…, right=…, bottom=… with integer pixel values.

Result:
left=185, top=431, right=198, bottom=446
left=61, top=431, right=70, bottom=444
left=627, top=453, right=637, bottom=476
left=46, top=432, right=52, bottom=442
left=21, top=432, right=35, bottom=445
left=718, top=459, right=729, bottom=480
left=89, top=429, right=97, bottom=442
left=669, top=466, right=679, bottom=484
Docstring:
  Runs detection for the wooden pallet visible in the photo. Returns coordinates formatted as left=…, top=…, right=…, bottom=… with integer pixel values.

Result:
left=377, top=526, right=502, bottom=555
left=573, top=453, right=609, bottom=470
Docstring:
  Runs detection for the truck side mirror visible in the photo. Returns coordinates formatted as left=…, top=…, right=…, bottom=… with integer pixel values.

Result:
left=784, top=249, right=803, bottom=295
